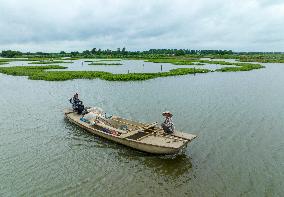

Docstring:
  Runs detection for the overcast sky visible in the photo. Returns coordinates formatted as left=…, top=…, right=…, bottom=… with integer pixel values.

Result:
left=0, top=0, right=284, bottom=52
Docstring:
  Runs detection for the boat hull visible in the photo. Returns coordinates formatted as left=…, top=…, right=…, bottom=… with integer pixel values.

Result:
left=64, top=109, right=195, bottom=154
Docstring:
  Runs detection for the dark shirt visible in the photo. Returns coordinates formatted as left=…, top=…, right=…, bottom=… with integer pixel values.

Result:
left=162, top=117, right=174, bottom=133
left=163, top=117, right=174, bottom=127
left=70, top=96, right=82, bottom=109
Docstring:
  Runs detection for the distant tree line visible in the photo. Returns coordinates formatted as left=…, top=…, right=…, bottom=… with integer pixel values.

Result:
left=1, top=48, right=283, bottom=58
left=0, top=48, right=234, bottom=57
left=1, top=50, right=23, bottom=58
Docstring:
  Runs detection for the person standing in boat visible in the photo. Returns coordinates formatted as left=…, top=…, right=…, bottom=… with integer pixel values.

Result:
left=161, top=111, right=174, bottom=134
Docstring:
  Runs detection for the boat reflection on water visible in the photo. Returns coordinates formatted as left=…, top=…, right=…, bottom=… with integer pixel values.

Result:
left=116, top=150, right=193, bottom=178
left=144, top=154, right=193, bottom=177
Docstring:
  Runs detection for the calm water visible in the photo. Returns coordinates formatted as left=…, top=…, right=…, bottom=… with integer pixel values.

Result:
left=0, top=61, right=283, bottom=196
left=3, top=59, right=230, bottom=73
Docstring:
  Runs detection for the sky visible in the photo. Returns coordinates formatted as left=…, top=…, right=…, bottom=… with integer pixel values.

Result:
left=0, top=0, right=284, bottom=52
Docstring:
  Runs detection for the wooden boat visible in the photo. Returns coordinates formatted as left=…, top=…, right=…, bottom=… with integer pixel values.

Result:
left=64, top=108, right=197, bottom=154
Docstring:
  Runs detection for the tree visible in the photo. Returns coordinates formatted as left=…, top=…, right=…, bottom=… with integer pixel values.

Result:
left=1, top=50, right=22, bottom=58
left=91, top=48, right=97, bottom=54
left=82, top=50, right=91, bottom=56
left=70, top=51, right=79, bottom=57
left=122, top=47, right=126, bottom=55
left=175, top=49, right=185, bottom=56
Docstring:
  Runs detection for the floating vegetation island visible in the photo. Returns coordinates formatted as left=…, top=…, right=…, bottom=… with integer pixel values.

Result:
left=88, top=62, right=123, bottom=66
left=95, top=59, right=122, bottom=62
left=145, top=58, right=264, bottom=72
left=0, top=57, right=265, bottom=81
left=0, top=58, right=27, bottom=65
left=0, top=65, right=210, bottom=81
left=29, top=60, right=73, bottom=64
left=0, top=61, right=8, bottom=65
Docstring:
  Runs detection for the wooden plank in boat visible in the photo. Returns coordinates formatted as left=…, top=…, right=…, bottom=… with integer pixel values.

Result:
left=126, top=131, right=149, bottom=140
left=95, top=122, right=128, bottom=134
left=141, top=122, right=157, bottom=129
left=111, top=116, right=147, bottom=127
left=172, top=132, right=197, bottom=141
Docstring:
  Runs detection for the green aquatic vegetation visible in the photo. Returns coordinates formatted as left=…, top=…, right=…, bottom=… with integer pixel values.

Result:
left=236, top=54, right=284, bottom=63
left=29, top=60, right=73, bottom=64
left=215, top=63, right=264, bottom=72
left=145, top=58, right=236, bottom=66
left=170, top=61, right=196, bottom=65
left=95, top=59, right=122, bottom=61
left=0, top=58, right=46, bottom=62
left=0, top=57, right=66, bottom=62
left=98, top=68, right=210, bottom=81
left=63, top=57, right=81, bottom=60
left=145, top=58, right=197, bottom=65
left=197, top=60, right=234, bottom=65
left=8, top=59, right=30, bottom=61
left=0, top=65, right=210, bottom=81
left=88, top=62, right=123, bottom=66
left=0, top=59, right=9, bottom=65
left=146, top=58, right=234, bottom=66
left=0, top=59, right=19, bottom=64
left=0, top=58, right=68, bottom=62
left=200, top=60, right=264, bottom=72
left=239, top=58, right=284, bottom=63
left=197, top=61, right=265, bottom=72
left=0, top=65, right=67, bottom=77
left=27, top=58, right=60, bottom=61
left=0, top=59, right=9, bottom=62
left=0, top=58, right=264, bottom=82
left=29, top=71, right=108, bottom=81
left=146, top=58, right=265, bottom=72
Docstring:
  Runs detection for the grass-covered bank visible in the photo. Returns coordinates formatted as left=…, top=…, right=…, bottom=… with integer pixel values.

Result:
left=0, top=65, right=210, bottom=81
left=29, top=60, right=73, bottom=64
left=239, top=57, right=284, bottom=63
left=145, top=58, right=265, bottom=72
left=94, top=59, right=122, bottom=62
left=215, top=63, right=264, bottom=72
left=0, top=59, right=11, bottom=65
left=0, top=65, right=67, bottom=77
left=84, top=59, right=122, bottom=63
left=145, top=58, right=198, bottom=65
left=88, top=62, right=123, bottom=66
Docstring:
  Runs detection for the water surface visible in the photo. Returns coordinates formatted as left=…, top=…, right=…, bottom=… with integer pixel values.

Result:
left=2, top=59, right=230, bottom=73
left=0, top=61, right=283, bottom=196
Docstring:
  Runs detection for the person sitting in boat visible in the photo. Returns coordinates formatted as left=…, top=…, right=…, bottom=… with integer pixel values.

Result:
left=161, top=111, right=174, bottom=134
left=69, top=93, right=84, bottom=114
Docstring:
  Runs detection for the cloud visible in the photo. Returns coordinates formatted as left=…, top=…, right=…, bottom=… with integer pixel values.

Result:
left=0, top=0, right=283, bottom=52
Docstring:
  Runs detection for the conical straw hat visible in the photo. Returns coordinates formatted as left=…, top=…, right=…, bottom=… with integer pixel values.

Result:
left=162, top=111, right=173, bottom=117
